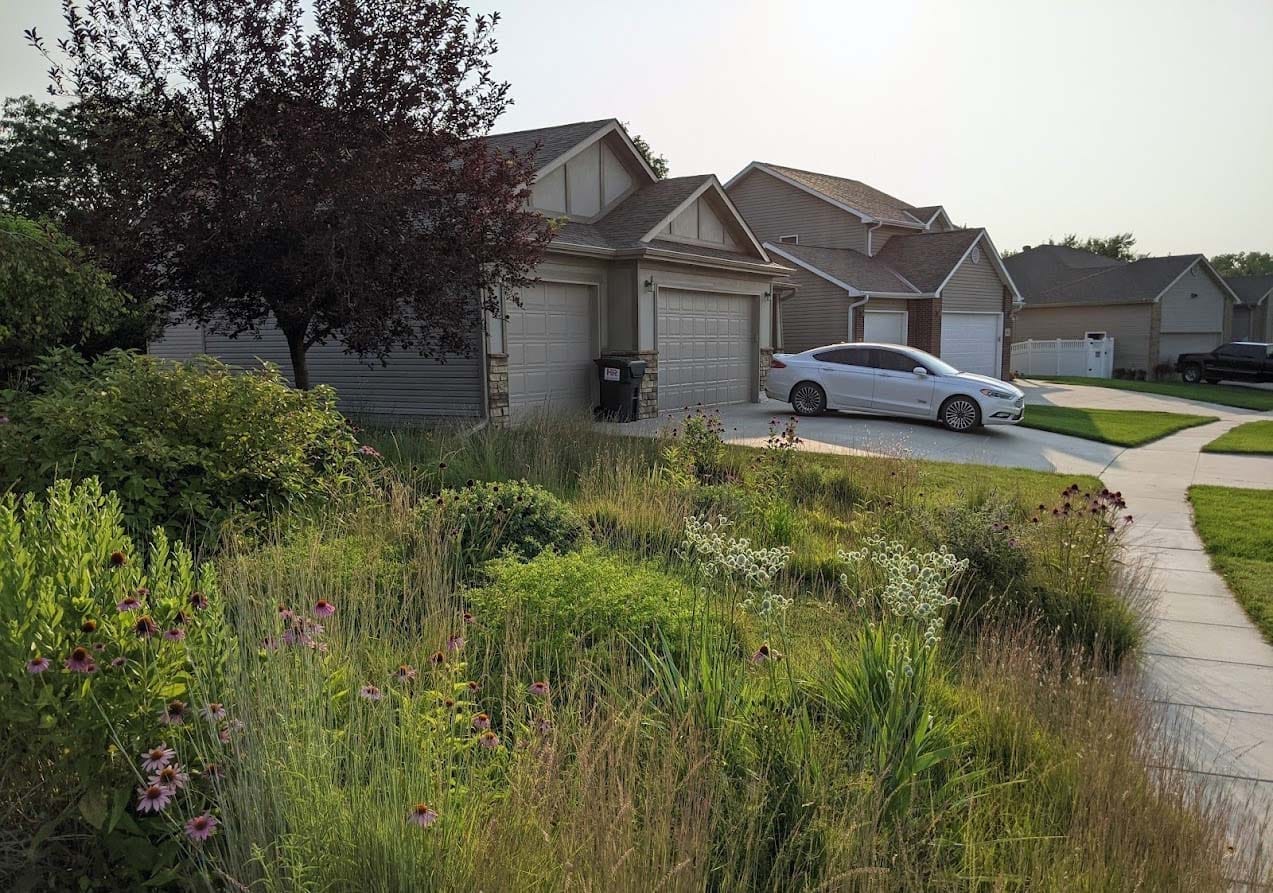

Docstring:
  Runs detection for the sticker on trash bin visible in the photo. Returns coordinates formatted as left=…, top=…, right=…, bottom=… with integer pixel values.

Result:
left=604, top=367, right=621, bottom=381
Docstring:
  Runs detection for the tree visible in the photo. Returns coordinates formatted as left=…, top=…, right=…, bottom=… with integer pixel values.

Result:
left=1210, top=251, right=1273, bottom=278
left=0, top=96, right=94, bottom=223
left=28, top=0, right=552, bottom=389
left=0, top=214, right=151, bottom=378
left=625, top=124, right=669, bottom=179
left=1050, top=232, right=1142, bottom=262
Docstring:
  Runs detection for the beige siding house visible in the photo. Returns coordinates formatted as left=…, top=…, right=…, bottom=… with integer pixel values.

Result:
left=1006, top=245, right=1239, bottom=375
left=1228, top=275, right=1273, bottom=343
left=152, top=120, right=791, bottom=422
left=725, top=163, right=1020, bottom=379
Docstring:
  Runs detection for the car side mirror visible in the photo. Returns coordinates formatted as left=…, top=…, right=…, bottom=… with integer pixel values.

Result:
left=913, top=366, right=928, bottom=376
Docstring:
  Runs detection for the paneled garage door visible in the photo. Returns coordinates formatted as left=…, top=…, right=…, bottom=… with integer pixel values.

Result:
left=940, top=312, right=1002, bottom=379
left=506, top=281, right=596, bottom=413
left=657, top=289, right=755, bottom=411
left=1159, top=332, right=1222, bottom=366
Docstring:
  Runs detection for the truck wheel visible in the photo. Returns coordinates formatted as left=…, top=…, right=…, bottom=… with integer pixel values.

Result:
left=1204, top=377, right=1221, bottom=385
left=1181, top=364, right=1202, bottom=384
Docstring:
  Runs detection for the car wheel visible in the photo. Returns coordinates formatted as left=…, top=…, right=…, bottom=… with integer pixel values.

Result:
left=1181, top=364, right=1202, bottom=384
left=940, top=396, right=981, bottom=432
left=789, top=382, right=827, bottom=416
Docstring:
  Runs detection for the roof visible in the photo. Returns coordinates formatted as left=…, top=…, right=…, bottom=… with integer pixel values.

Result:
left=480, top=119, right=613, bottom=171
left=1226, top=274, right=1273, bottom=305
left=1025, top=253, right=1204, bottom=307
left=905, top=205, right=945, bottom=225
left=875, top=229, right=984, bottom=293
left=765, top=242, right=920, bottom=294
left=1004, top=244, right=1124, bottom=299
left=758, top=163, right=926, bottom=226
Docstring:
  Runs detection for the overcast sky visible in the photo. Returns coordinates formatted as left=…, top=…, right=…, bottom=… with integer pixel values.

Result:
left=3, top=0, right=1270, bottom=256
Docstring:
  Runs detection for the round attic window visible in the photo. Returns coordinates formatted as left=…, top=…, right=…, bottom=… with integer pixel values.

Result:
left=970, top=245, right=982, bottom=264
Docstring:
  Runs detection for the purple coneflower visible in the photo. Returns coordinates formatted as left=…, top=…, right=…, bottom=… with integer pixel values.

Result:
left=466, top=680, right=480, bottom=694
left=359, top=684, right=384, bottom=702
left=393, top=664, right=417, bottom=683
left=133, top=616, right=159, bottom=638
left=528, top=680, right=550, bottom=698
left=91, top=642, right=107, bottom=653
left=408, top=803, right=439, bottom=828
left=472, top=712, right=491, bottom=731
left=116, top=596, right=142, bottom=612
left=262, top=636, right=279, bottom=651
left=313, top=600, right=335, bottom=618
left=534, top=717, right=553, bottom=735
left=109, top=550, right=127, bottom=568
left=151, top=763, right=190, bottom=791
left=172, top=611, right=188, bottom=626
left=110, top=656, right=127, bottom=669
left=202, top=702, right=227, bottom=722
left=26, top=656, right=50, bottom=674
left=136, top=783, right=172, bottom=814
left=163, top=628, right=186, bottom=642
left=65, top=646, right=96, bottom=673
left=462, top=611, right=475, bottom=625
left=750, top=644, right=782, bottom=664
left=189, top=590, right=208, bottom=611
left=184, top=813, right=219, bottom=842
left=202, top=762, right=223, bottom=780
left=478, top=730, right=501, bottom=750
left=81, top=619, right=97, bottom=633
left=141, top=745, right=176, bottom=772
left=428, top=650, right=445, bottom=666
left=356, top=444, right=382, bottom=458
left=159, top=700, right=187, bottom=726
left=446, top=634, right=464, bottom=653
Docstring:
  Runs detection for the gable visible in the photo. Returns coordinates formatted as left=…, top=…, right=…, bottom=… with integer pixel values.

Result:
left=530, top=132, right=643, bottom=218
left=727, top=167, right=869, bottom=253
left=658, top=192, right=740, bottom=250
left=942, top=236, right=1009, bottom=311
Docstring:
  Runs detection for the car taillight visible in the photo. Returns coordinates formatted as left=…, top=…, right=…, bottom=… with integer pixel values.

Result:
left=770, top=358, right=787, bottom=369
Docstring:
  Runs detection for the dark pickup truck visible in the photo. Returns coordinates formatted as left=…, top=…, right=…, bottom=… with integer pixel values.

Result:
left=1176, top=341, right=1273, bottom=384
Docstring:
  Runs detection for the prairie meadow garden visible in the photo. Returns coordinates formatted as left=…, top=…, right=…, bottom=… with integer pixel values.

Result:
left=1, top=352, right=1270, bottom=891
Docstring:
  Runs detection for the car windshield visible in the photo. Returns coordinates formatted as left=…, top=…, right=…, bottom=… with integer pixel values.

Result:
left=905, top=348, right=960, bottom=376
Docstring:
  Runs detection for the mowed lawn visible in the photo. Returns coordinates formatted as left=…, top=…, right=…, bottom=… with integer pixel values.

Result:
left=1019, top=405, right=1217, bottom=447
left=1189, top=485, right=1273, bottom=642
left=1035, top=376, right=1273, bottom=412
left=1202, top=420, right=1273, bottom=455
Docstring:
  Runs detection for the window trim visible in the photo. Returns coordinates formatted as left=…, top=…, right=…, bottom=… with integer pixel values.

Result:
left=778, top=234, right=800, bottom=245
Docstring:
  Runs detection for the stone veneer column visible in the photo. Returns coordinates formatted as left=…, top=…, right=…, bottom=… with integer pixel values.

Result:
left=759, top=347, right=774, bottom=397
left=608, top=350, right=659, bottom=420
left=485, top=352, right=509, bottom=427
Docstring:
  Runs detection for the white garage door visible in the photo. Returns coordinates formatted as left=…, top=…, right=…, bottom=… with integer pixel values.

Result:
left=658, top=289, right=755, bottom=411
left=864, top=310, right=908, bottom=345
left=506, top=281, right=596, bottom=413
left=1159, top=332, right=1222, bottom=366
left=940, top=312, right=1002, bottom=379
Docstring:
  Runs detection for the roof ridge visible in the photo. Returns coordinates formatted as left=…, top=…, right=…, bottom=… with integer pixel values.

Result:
left=484, top=118, right=613, bottom=139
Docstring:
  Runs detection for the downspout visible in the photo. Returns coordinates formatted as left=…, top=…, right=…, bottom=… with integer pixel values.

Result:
left=848, top=294, right=870, bottom=342
left=867, top=222, right=883, bottom=257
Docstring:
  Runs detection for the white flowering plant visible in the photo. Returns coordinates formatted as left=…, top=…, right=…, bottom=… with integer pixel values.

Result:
left=678, top=514, right=794, bottom=622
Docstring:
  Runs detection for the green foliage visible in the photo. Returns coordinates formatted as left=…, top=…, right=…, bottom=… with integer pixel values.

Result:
left=0, top=97, right=93, bottom=223
left=1049, top=232, right=1143, bottom=261
left=0, top=215, right=151, bottom=378
left=623, top=123, right=669, bottom=179
left=925, top=498, right=1030, bottom=610
left=435, top=479, right=587, bottom=574
left=0, top=350, right=359, bottom=542
left=1210, top=250, right=1273, bottom=278
left=469, top=548, right=700, bottom=675
left=660, top=408, right=728, bottom=486
left=0, top=478, right=228, bottom=887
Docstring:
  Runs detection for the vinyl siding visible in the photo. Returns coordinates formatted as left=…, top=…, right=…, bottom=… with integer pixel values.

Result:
left=1014, top=304, right=1154, bottom=372
left=779, top=267, right=850, bottom=353
left=150, top=320, right=483, bottom=419
left=941, top=242, right=1006, bottom=313
left=1159, top=262, right=1227, bottom=335
left=727, top=169, right=868, bottom=252
left=869, top=225, right=916, bottom=256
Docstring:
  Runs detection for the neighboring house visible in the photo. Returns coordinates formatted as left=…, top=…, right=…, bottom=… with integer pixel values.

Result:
left=1007, top=245, right=1239, bottom=374
left=724, top=162, right=1021, bottom=379
left=1227, top=274, right=1273, bottom=343
left=151, top=119, right=790, bottom=422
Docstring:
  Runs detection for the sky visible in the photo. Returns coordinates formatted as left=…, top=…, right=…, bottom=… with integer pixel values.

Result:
left=3, top=0, right=1271, bottom=257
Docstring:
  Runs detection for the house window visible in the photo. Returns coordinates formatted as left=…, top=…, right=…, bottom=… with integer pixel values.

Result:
left=1084, top=331, right=1107, bottom=340
left=779, top=234, right=799, bottom=244
left=970, top=245, right=982, bottom=264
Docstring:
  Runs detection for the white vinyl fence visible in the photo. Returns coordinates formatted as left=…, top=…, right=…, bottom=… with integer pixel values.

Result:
left=1010, top=338, right=1115, bottom=378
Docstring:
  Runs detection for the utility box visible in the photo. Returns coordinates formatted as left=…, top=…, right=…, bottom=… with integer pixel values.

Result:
left=594, top=356, right=647, bottom=422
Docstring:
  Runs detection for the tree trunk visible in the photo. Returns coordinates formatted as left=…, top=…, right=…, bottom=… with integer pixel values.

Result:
left=283, top=326, right=311, bottom=390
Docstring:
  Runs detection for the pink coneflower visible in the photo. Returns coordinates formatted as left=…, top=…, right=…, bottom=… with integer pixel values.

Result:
left=356, top=444, right=382, bottom=458
left=262, top=636, right=279, bottom=651
left=81, top=619, right=98, bottom=633
left=141, top=745, right=176, bottom=773
left=184, top=813, right=219, bottom=842
left=534, top=717, right=553, bottom=735
left=466, top=680, right=480, bottom=694
left=25, top=656, right=50, bottom=674
left=359, top=684, right=383, bottom=702
left=136, top=783, right=172, bottom=814
left=478, top=730, right=501, bottom=750
left=172, top=611, right=189, bottom=627
left=110, top=656, right=127, bottom=669
left=202, top=702, right=227, bottom=722
left=408, top=803, right=439, bottom=828
left=472, top=712, right=491, bottom=731
left=163, top=628, right=186, bottom=642
left=528, top=680, right=550, bottom=698
left=189, top=590, right=208, bottom=611
left=109, top=551, right=127, bottom=568
left=313, top=600, right=335, bottom=618
left=428, top=650, right=445, bottom=666
left=462, top=611, right=475, bottom=625
left=277, top=604, right=295, bottom=621
left=133, top=616, right=159, bottom=638
left=159, top=700, right=187, bottom=726
left=750, top=644, right=782, bottom=664
left=151, top=763, right=189, bottom=791
left=91, top=642, right=107, bottom=653
left=446, top=634, right=464, bottom=653
left=117, top=596, right=142, bottom=612
left=393, top=664, right=417, bottom=683
left=65, top=646, right=96, bottom=673
left=202, top=762, right=223, bottom=781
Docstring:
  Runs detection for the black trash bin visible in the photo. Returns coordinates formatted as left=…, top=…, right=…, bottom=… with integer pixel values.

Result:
left=594, top=356, right=647, bottom=422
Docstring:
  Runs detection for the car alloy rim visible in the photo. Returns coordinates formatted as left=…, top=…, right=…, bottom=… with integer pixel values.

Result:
left=793, top=385, right=821, bottom=414
left=945, top=399, right=977, bottom=430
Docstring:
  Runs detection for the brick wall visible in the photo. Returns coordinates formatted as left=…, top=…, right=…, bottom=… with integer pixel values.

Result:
left=1001, top=287, right=1014, bottom=380
left=485, top=352, right=509, bottom=427
left=907, top=298, right=942, bottom=355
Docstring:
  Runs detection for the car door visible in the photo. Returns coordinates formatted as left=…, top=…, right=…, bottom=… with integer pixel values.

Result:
left=812, top=347, right=876, bottom=410
left=870, top=348, right=936, bottom=416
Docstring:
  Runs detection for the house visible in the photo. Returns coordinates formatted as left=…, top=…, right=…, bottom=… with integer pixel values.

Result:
left=150, top=119, right=791, bottom=422
left=1006, top=245, right=1239, bottom=374
left=1227, top=274, right=1273, bottom=343
left=724, top=162, right=1021, bottom=379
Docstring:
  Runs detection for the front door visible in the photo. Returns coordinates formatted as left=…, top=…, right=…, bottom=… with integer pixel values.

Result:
left=812, top=346, right=875, bottom=410
left=871, top=348, right=936, bottom=416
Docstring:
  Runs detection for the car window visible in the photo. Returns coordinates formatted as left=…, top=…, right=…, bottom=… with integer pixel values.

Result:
left=813, top=347, right=874, bottom=367
left=875, top=350, right=920, bottom=373
left=1217, top=343, right=1249, bottom=357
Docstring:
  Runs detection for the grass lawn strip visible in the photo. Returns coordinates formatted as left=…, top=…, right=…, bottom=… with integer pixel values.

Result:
left=1033, top=376, right=1273, bottom=412
left=1188, top=484, right=1273, bottom=642
left=1201, top=419, right=1273, bottom=455
left=1018, top=405, right=1217, bottom=447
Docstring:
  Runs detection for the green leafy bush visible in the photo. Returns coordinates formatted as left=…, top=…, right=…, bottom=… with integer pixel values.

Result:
left=0, top=478, right=229, bottom=886
left=660, top=408, right=729, bottom=485
left=0, top=349, right=360, bottom=541
left=436, top=478, right=587, bottom=573
left=924, top=498, right=1030, bottom=617
left=468, top=548, right=700, bottom=674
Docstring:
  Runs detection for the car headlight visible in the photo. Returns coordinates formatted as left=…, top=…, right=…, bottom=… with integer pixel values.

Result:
left=979, top=388, right=1015, bottom=400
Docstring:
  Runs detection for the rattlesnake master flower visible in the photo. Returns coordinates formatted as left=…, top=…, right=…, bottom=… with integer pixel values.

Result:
left=313, top=600, right=336, bottom=618
left=409, top=803, right=440, bottom=828
left=359, top=685, right=384, bottom=702
left=679, top=515, right=794, bottom=618
left=471, top=712, right=491, bottom=731
left=528, top=680, right=550, bottom=698
left=133, top=616, right=159, bottom=638
left=159, top=700, right=187, bottom=725
left=151, top=764, right=189, bottom=791
left=478, top=730, right=501, bottom=750
left=116, top=596, right=141, bottom=612
left=185, top=814, right=219, bottom=842
left=136, top=783, right=172, bottom=814
left=202, top=703, right=227, bottom=722
left=65, top=646, right=96, bottom=673
left=141, top=745, right=176, bottom=772
left=25, top=656, right=50, bottom=674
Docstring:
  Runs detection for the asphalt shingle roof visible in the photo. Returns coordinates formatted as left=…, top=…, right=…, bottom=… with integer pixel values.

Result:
left=1226, top=274, right=1273, bottom=305
left=905, top=205, right=944, bottom=225
left=1004, top=244, right=1124, bottom=299
left=875, top=229, right=984, bottom=293
left=762, top=163, right=927, bottom=226
left=481, top=119, right=614, bottom=170
left=766, top=242, right=920, bottom=294
left=1026, top=253, right=1202, bottom=307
